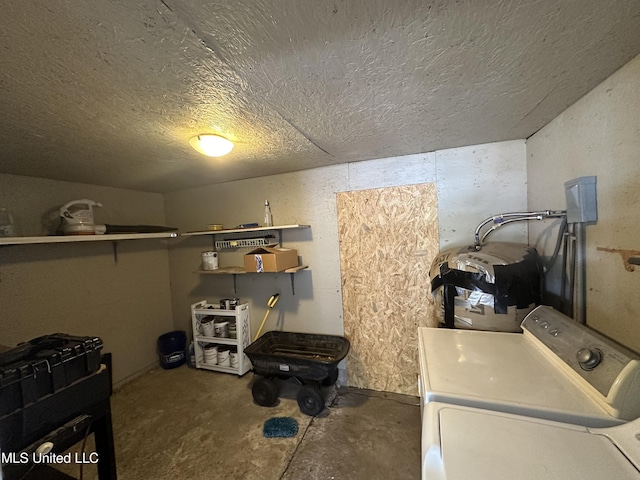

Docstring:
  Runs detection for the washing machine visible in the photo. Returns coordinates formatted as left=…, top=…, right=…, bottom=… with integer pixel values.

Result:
left=418, top=305, right=640, bottom=479
left=422, top=401, right=640, bottom=480
left=418, top=305, right=640, bottom=427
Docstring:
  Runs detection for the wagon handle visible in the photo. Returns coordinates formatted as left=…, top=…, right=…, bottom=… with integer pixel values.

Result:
left=254, top=293, right=280, bottom=341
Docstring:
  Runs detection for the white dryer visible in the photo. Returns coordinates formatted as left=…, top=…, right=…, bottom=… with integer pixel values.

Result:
left=422, top=402, right=640, bottom=480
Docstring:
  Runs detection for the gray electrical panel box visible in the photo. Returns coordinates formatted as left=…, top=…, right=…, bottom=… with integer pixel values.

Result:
left=564, top=176, right=598, bottom=223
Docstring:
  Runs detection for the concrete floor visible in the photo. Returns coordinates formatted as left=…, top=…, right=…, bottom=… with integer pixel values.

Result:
left=57, top=365, right=422, bottom=479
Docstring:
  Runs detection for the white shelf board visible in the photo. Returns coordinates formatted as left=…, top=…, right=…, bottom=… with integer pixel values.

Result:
left=0, top=224, right=308, bottom=246
left=194, top=335, right=237, bottom=345
left=196, top=363, right=242, bottom=374
left=197, top=265, right=308, bottom=275
left=183, top=224, right=310, bottom=237
left=0, top=232, right=179, bottom=246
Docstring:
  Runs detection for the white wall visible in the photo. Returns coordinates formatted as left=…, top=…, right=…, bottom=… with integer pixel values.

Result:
left=165, top=140, right=528, bottom=339
left=0, top=139, right=528, bottom=389
left=527, top=53, right=640, bottom=352
left=0, top=173, right=173, bottom=386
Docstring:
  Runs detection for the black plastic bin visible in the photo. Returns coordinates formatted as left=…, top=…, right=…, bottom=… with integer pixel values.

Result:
left=0, top=333, right=103, bottom=417
left=157, top=330, right=186, bottom=369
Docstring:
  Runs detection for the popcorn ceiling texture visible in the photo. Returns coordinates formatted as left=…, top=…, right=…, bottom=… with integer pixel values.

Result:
left=1, top=1, right=640, bottom=192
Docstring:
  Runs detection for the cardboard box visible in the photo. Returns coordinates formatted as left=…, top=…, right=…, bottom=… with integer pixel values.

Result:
left=244, top=246, right=299, bottom=272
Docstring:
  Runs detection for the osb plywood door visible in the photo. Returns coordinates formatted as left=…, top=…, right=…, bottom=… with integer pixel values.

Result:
left=337, top=183, right=439, bottom=395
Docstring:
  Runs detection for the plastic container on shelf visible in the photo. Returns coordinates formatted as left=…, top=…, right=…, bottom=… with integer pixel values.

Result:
left=263, top=200, right=273, bottom=227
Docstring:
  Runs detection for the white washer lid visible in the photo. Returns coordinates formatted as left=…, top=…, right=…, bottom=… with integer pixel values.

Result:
left=418, top=327, right=618, bottom=426
left=592, top=419, right=640, bottom=472
left=427, top=403, right=640, bottom=480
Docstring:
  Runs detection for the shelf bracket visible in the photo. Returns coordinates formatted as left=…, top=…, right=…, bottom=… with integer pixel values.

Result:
left=289, top=273, right=295, bottom=295
left=112, top=241, right=118, bottom=264
left=284, top=265, right=307, bottom=295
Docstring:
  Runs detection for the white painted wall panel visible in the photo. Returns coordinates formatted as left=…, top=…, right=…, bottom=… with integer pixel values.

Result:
left=166, top=141, right=527, bottom=360
left=0, top=173, right=172, bottom=386
left=436, top=140, right=528, bottom=249
left=346, top=153, right=436, bottom=192
left=0, top=138, right=527, bottom=393
left=527, top=53, right=640, bottom=353
left=166, top=165, right=349, bottom=339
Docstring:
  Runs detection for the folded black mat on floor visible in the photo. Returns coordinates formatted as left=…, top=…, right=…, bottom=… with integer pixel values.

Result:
left=263, top=417, right=298, bottom=438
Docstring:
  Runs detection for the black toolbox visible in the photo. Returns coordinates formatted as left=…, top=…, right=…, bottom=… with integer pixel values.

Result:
left=0, top=333, right=103, bottom=416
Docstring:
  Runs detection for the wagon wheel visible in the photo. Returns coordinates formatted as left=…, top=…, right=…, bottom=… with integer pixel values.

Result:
left=297, top=384, right=324, bottom=416
left=252, top=377, right=279, bottom=407
left=321, top=368, right=339, bottom=386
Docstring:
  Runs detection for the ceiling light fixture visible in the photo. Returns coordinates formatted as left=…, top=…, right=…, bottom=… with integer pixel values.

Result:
left=189, top=134, right=234, bottom=157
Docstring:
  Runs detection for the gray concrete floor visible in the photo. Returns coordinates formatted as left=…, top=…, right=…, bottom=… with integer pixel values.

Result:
left=58, top=365, right=421, bottom=479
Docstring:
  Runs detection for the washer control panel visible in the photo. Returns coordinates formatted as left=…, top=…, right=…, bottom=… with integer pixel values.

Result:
left=522, top=306, right=639, bottom=399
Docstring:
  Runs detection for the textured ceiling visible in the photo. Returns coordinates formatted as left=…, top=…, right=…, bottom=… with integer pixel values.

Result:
left=1, top=1, right=640, bottom=193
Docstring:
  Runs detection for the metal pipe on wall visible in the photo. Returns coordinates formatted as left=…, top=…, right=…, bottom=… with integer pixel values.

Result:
left=564, top=176, right=597, bottom=325
left=574, top=223, right=587, bottom=325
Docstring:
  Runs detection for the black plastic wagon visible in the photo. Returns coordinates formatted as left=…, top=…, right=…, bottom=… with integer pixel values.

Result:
left=244, top=331, right=350, bottom=416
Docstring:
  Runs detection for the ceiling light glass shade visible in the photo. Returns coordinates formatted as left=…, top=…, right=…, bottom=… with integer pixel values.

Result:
left=189, top=134, right=234, bottom=157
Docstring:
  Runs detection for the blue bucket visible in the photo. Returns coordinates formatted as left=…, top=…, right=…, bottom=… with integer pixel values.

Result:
left=157, top=330, right=187, bottom=369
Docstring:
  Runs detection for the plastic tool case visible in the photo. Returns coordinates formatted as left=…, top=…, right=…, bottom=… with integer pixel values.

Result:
left=0, top=333, right=103, bottom=416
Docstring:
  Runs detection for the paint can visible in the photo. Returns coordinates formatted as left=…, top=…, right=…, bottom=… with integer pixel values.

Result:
left=200, top=316, right=215, bottom=337
left=214, top=319, right=229, bottom=338
left=201, top=251, right=218, bottom=271
left=217, top=346, right=231, bottom=367
left=228, top=321, right=237, bottom=339
left=203, top=344, right=218, bottom=365
left=219, top=298, right=230, bottom=309
left=230, top=347, right=239, bottom=368
left=229, top=297, right=240, bottom=309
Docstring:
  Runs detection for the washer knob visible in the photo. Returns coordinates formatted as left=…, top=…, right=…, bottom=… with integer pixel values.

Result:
left=577, top=348, right=602, bottom=370
left=34, top=441, right=54, bottom=459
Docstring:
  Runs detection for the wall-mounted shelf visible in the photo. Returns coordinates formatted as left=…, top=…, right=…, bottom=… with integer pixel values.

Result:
left=0, top=224, right=309, bottom=279
left=183, top=224, right=310, bottom=237
left=0, top=232, right=179, bottom=264
left=0, top=232, right=178, bottom=246
left=0, top=225, right=307, bottom=246
left=188, top=224, right=310, bottom=294
left=198, top=265, right=308, bottom=294
left=197, top=265, right=308, bottom=275
left=198, top=266, right=248, bottom=275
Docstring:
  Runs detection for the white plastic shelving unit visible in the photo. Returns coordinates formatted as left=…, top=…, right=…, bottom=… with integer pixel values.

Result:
left=191, top=300, right=252, bottom=376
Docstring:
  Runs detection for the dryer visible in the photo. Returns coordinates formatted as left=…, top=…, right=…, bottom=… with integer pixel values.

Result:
left=422, top=402, right=640, bottom=480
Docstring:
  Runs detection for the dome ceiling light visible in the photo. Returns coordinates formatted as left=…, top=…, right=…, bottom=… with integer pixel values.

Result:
left=189, top=134, right=234, bottom=157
